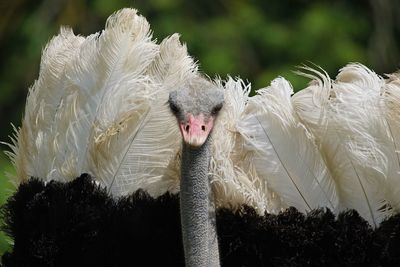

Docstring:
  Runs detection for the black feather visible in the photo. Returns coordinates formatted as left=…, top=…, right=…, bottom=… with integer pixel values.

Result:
left=2, top=174, right=400, bottom=266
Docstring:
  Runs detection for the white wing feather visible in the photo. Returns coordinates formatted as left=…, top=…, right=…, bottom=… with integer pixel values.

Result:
left=91, top=31, right=198, bottom=197
left=293, top=64, right=391, bottom=226
left=382, top=73, right=400, bottom=211
left=147, top=33, right=198, bottom=88
left=7, top=27, right=85, bottom=183
left=211, top=77, right=274, bottom=215
left=56, top=9, right=159, bottom=183
left=238, top=77, right=338, bottom=213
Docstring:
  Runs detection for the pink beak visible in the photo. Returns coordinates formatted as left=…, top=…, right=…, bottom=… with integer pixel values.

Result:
left=179, top=114, right=214, bottom=147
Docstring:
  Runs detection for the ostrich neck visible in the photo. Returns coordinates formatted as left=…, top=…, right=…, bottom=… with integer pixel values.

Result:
left=180, top=138, right=220, bottom=267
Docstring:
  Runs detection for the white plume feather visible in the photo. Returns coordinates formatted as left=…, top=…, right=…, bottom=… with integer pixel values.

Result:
left=7, top=8, right=195, bottom=196
left=59, top=9, right=159, bottom=184
left=237, top=77, right=339, bottom=213
left=8, top=27, right=85, bottom=183
left=293, top=64, right=391, bottom=226
left=382, top=73, right=400, bottom=211
left=211, top=77, right=272, bottom=214
left=147, top=33, right=198, bottom=88
left=91, top=26, right=198, bottom=197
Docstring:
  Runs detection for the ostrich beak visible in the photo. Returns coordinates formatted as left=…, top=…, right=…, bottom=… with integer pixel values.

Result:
left=180, top=114, right=214, bottom=147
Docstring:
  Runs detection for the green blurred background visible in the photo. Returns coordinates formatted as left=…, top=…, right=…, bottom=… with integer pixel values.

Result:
left=1, top=0, right=399, bottom=258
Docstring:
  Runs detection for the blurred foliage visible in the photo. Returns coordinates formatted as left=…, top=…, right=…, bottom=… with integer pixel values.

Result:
left=0, top=153, right=15, bottom=258
left=0, top=0, right=400, bottom=259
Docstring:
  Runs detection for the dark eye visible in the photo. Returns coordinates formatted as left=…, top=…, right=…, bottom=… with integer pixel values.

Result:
left=169, top=102, right=180, bottom=114
left=211, top=104, right=223, bottom=115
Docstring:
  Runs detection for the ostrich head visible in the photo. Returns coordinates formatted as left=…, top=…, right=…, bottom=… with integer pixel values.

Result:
left=168, top=76, right=224, bottom=147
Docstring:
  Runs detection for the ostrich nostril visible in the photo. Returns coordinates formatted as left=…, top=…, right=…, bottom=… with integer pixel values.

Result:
left=201, top=125, right=206, bottom=131
left=185, top=125, right=190, bottom=132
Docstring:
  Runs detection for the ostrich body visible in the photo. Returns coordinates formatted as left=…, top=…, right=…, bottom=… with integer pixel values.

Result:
left=169, top=77, right=224, bottom=266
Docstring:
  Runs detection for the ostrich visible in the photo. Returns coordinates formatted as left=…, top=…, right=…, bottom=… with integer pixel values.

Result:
left=168, top=77, right=224, bottom=266
left=5, top=7, right=400, bottom=266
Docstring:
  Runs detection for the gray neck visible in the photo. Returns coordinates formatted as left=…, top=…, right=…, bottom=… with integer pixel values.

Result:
left=180, top=138, right=220, bottom=267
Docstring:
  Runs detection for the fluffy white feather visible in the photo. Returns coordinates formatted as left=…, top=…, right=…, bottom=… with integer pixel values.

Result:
left=58, top=9, right=159, bottom=187
left=211, top=77, right=271, bottom=214
left=147, top=33, right=198, bottom=88
left=238, top=77, right=338, bottom=213
left=293, top=64, right=391, bottom=226
left=90, top=27, right=201, bottom=197
left=382, top=73, right=400, bottom=211
left=7, top=27, right=85, bottom=183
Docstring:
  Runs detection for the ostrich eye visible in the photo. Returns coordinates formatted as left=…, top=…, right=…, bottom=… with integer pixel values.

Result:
left=211, top=104, right=223, bottom=115
left=169, top=102, right=180, bottom=114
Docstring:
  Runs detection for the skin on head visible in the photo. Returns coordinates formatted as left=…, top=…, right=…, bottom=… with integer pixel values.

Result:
left=168, top=76, right=224, bottom=267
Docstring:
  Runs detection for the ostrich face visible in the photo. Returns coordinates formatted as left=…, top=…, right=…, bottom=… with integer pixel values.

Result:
left=168, top=77, right=224, bottom=147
